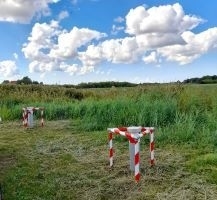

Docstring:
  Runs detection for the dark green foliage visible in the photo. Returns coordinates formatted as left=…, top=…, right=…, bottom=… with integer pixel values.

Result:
left=17, top=76, right=33, bottom=84
left=1, top=84, right=217, bottom=134
left=183, top=75, right=217, bottom=84
left=76, top=81, right=138, bottom=88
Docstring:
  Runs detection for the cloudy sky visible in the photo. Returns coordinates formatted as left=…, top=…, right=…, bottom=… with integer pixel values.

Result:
left=0, top=0, right=217, bottom=84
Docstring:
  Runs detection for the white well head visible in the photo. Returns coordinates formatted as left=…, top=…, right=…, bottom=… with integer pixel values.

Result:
left=27, top=107, right=34, bottom=110
left=127, top=126, right=142, bottom=134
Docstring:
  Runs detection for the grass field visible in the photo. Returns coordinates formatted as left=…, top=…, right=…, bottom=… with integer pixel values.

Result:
left=1, top=84, right=217, bottom=199
left=0, top=120, right=217, bottom=200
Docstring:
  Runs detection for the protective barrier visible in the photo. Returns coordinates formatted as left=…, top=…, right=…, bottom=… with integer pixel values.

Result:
left=107, top=126, right=155, bottom=182
left=22, top=107, right=44, bottom=127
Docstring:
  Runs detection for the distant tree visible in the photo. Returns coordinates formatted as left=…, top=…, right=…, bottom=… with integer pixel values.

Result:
left=76, top=81, right=138, bottom=88
left=17, top=76, right=32, bottom=85
left=32, top=81, right=39, bottom=84
left=183, top=75, right=217, bottom=84
left=2, top=80, right=9, bottom=84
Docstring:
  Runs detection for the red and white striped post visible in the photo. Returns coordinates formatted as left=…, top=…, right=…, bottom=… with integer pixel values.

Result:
left=126, top=127, right=141, bottom=182
left=22, top=108, right=28, bottom=127
left=150, top=128, right=154, bottom=166
left=108, top=131, right=113, bottom=167
left=107, top=126, right=155, bottom=182
left=41, top=109, right=44, bottom=127
left=134, top=139, right=140, bottom=182
left=22, top=107, right=44, bottom=127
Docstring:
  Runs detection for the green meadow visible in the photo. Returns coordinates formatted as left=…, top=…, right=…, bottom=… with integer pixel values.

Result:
left=0, top=84, right=217, bottom=199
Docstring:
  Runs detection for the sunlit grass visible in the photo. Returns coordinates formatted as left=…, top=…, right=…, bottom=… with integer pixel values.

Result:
left=1, top=120, right=217, bottom=199
left=1, top=84, right=217, bottom=199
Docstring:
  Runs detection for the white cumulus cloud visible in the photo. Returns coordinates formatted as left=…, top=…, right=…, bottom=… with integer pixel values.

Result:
left=0, top=60, right=19, bottom=79
left=22, top=20, right=106, bottom=75
left=125, top=3, right=204, bottom=35
left=158, top=27, right=217, bottom=65
left=0, top=0, right=60, bottom=23
left=21, top=3, right=217, bottom=76
left=50, top=26, right=106, bottom=59
left=143, top=51, right=159, bottom=64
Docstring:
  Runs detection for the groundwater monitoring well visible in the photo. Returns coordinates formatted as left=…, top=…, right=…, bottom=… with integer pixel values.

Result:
left=22, top=107, right=44, bottom=128
left=107, top=126, right=155, bottom=182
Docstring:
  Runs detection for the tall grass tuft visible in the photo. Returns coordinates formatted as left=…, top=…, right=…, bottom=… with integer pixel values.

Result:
left=78, top=95, right=177, bottom=131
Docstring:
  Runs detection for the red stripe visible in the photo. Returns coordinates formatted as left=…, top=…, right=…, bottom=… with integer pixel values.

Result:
left=125, top=132, right=137, bottom=144
left=109, top=148, right=113, bottom=157
left=118, top=127, right=127, bottom=131
left=135, top=173, right=140, bottom=182
left=141, top=127, right=146, bottom=132
left=135, top=152, right=139, bottom=165
left=150, top=159, right=154, bottom=166
left=108, top=132, right=113, bottom=140
left=150, top=142, right=154, bottom=151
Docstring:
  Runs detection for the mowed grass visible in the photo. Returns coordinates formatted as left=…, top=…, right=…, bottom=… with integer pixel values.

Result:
left=1, top=120, right=217, bottom=200
left=1, top=84, right=217, bottom=199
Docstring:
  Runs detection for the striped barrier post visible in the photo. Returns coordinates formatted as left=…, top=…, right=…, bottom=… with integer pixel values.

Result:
left=107, top=126, right=155, bottom=182
left=150, top=128, right=154, bottom=166
left=109, top=131, right=113, bottom=167
left=41, top=109, right=44, bottom=127
left=22, top=108, right=28, bottom=127
left=134, top=139, right=140, bottom=182
left=22, top=107, right=44, bottom=128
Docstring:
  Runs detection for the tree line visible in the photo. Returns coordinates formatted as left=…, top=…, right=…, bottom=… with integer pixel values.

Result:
left=64, top=81, right=138, bottom=88
left=1, top=77, right=137, bottom=88
left=2, top=76, right=43, bottom=85
left=2, top=75, right=217, bottom=88
left=183, top=75, right=217, bottom=84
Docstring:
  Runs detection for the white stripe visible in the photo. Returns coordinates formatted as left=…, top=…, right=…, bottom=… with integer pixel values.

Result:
left=108, top=128, right=126, bottom=136
left=110, top=128, right=117, bottom=133
left=150, top=132, right=154, bottom=142
left=110, top=157, right=113, bottom=167
left=135, top=163, right=139, bottom=174
left=150, top=151, right=154, bottom=160
left=135, top=142, right=139, bottom=154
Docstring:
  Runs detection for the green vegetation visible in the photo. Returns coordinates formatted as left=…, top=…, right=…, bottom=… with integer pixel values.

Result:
left=0, top=83, right=217, bottom=199
left=183, top=75, right=217, bottom=84
left=2, top=74, right=217, bottom=87
left=2, top=76, right=43, bottom=85
left=75, top=81, right=138, bottom=88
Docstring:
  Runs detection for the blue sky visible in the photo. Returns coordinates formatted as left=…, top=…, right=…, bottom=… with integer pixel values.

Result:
left=0, top=0, right=217, bottom=84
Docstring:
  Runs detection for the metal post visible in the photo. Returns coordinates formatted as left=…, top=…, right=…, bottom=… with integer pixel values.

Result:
left=127, top=127, right=141, bottom=171
left=27, top=107, right=34, bottom=128
left=129, top=141, right=135, bottom=171
left=108, top=131, right=113, bottom=167
left=41, top=109, right=44, bottom=126
left=134, top=140, right=140, bottom=182
left=150, top=129, right=155, bottom=166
